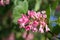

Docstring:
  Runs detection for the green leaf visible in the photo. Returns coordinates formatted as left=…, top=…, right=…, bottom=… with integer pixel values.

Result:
left=46, top=5, right=50, bottom=20
left=52, top=25, right=60, bottom=35
left=34, top=0, right=42, bottom=11
left=13, top=0, right=28, bottom=23
left=50, top=0, right=58, bottom=16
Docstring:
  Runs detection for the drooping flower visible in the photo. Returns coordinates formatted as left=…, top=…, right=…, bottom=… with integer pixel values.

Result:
left=39, top=25, right=44, bottom=33
left=45, top=25, right=50, bottom=32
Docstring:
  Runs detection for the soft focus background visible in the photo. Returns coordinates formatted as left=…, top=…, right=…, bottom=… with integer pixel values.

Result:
left=0, top=0, right=60, bottom=40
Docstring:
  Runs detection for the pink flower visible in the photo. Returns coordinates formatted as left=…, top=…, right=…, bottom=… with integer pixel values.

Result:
left=18, top=14, right=29, bottom=28
left=18, top=18, right=25, bottom=28
left=39, top=25, right=44, bottom=33
left=6, top=32, right=15, bottom=40
left=5, top=0, right=10, bottom=5
left=32, top=20, right=39, bottom=27
left=25, top=25, right=32, bottom=31
left=28, top=10, right=36, bottom=19
left=22, top=14, right=30, bottom=23
left=22, top=31, right=27, bottom=39
left=45, top=25, right=50, bottom=32
left=25, top=33, right=34, bottom=40
left=0, top=0, right=4, bottom=6
left=32, top=28, right=38, bottom=32
left=43, top=14, right=47, bottom=18
left=40, top=21, right=46, bottom=26
left=35, top=12, right=42, bottom=19
left=41, top=10, right=46, bottom=14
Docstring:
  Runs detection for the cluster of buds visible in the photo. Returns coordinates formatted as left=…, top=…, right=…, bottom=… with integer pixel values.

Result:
left=18, top=10, right=50, bottom=33
left=0, top=0, right=10, bottom=6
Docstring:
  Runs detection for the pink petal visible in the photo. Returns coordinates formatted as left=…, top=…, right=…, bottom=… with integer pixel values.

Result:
left=6, top=32, right=15, bottom=40
left=32, top=28, right=38, bottom=32
left=5, top=0, right=10, bottom=5
left=35, top=12, right=42, bottom=19
left=41, top=11, right=46, bottom=14
left=32, top=20, right=39, bottom=27
left=43, top=14, right=47, bottom=18
left=25, top=25, right=32, bottom=31
left=39, top=25, right=44, bottom=33
left=40, top=21, right=46, bottom=26
left=0, top=0, right=4, bottom=6
left=45, top=25, right=50, bottom=32
left=28, top=10, right=36, bottom=19
left=26, top=33, right=34, bottom=40
left=22, top=31, right=27, bottom=38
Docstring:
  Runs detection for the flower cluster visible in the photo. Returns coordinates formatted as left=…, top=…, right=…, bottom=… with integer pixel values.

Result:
left=18, top=10, right=50, bottom=33
left=0, top=0, right=10, bottom=6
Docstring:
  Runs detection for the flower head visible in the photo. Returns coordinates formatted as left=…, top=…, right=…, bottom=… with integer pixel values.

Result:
left=18, top=10, right=50, bottom=33
left=28, top=10, right=36, bottom=19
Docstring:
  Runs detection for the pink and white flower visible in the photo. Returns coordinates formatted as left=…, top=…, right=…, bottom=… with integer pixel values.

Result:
left=5, top=0, right=10, bottom=5
left=35, top=12, right=42, bottom=19
left=32, top=28, right=38, bottom=32
left=18, top=10, right=50, bottom=33
left=28, top=10, right=36, bottom=19
left=39, top=25, right=44, bottom=33
left=40, top=21, right=46, bottom=26
left=43, top=14, right=47, bottom=18
left=25, top=25, right=32, bottom=31
left=45, top=25, right=50, bottom=32
left=0, top=0, right=4, bottom=6
left=32, top=20, right=39, bottom=27
left=18, top=14, right=30, bottom=28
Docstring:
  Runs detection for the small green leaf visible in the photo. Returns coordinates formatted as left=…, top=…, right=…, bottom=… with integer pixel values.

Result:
left=50, top=0, right=58, bottom=16
left=34, top=0, right=42, bottom=11
left=46, top=5, right=50, bottom=20
left=13, top=0, right=28, bottom=23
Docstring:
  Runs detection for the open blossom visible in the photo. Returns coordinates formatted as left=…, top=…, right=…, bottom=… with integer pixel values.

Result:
left=35, top=12, right=42, bottom=19
left=0, top=0, right=10, bottom=6
left=43, top=14, right=47, bottom=18
left=18, top=10, right=50, bottom=33
left=18, top=14, right=29, bottom=28
left=28, top=10, right=36, bottom=19
left=32, top=27, right=38, bottom=32
left=32, top=20, right=39, bottom=27
left=25, top=25, right=32, bottom=31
